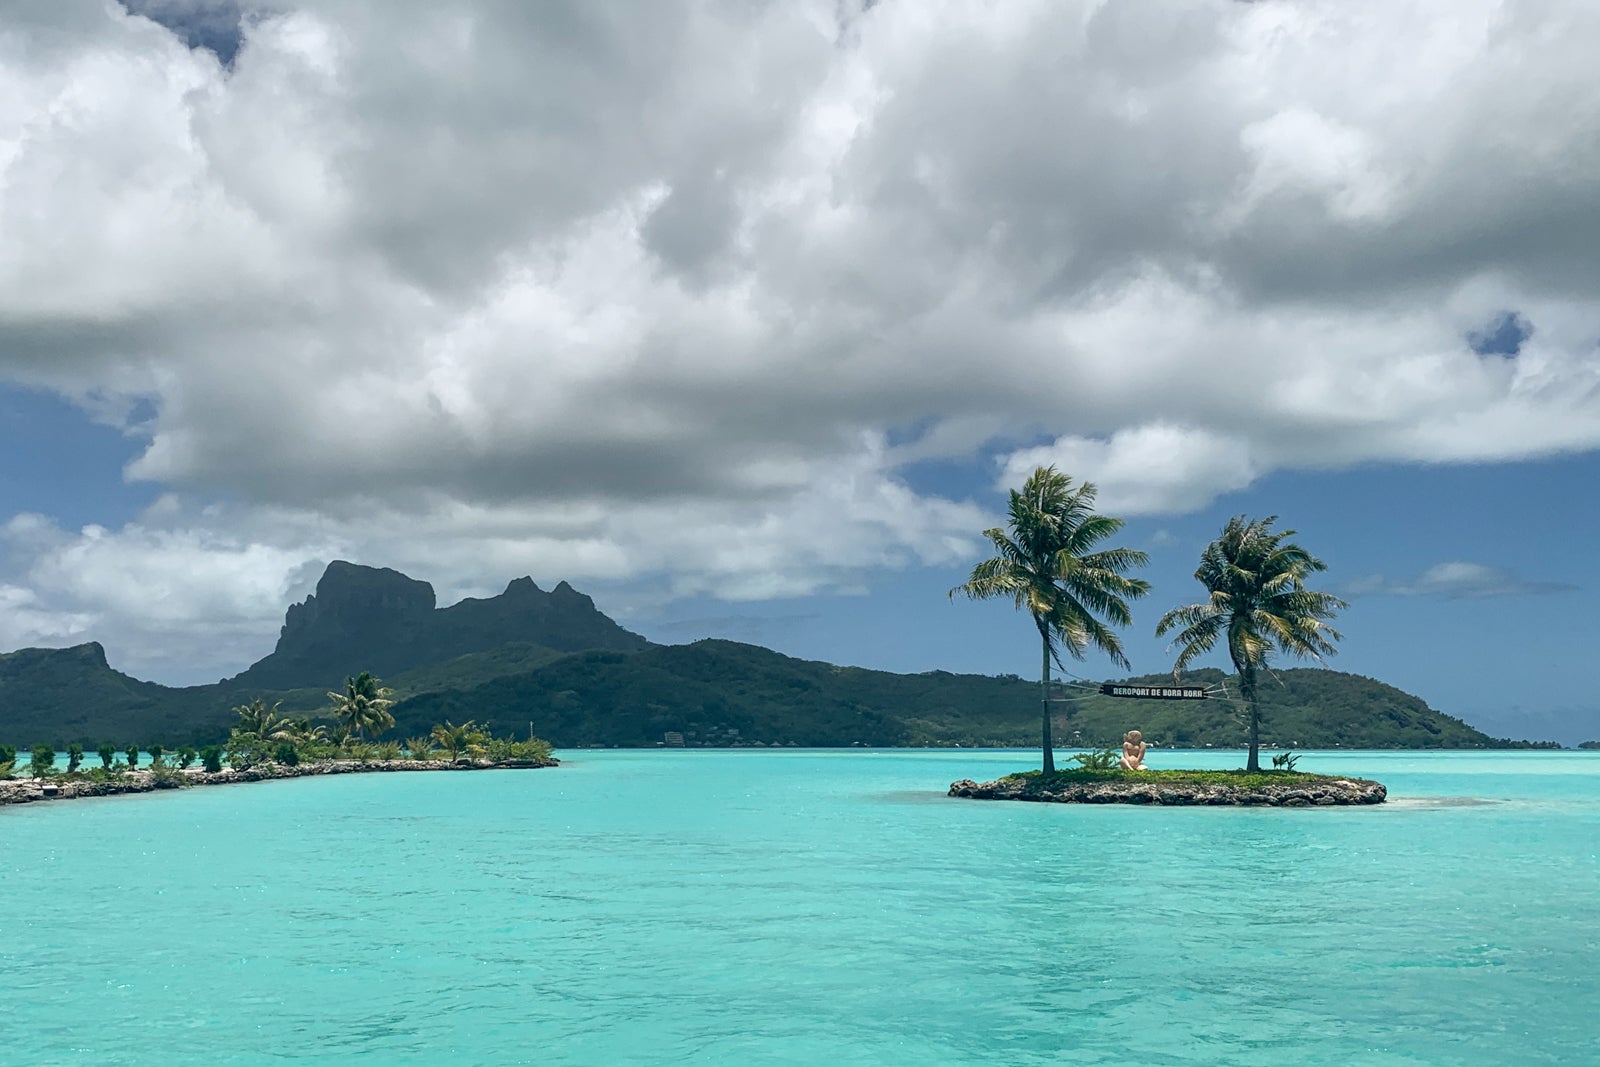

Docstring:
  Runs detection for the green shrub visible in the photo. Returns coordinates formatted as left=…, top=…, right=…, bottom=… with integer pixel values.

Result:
left=0, top=744, right=15, bottom=779
left=375, top=741, right=402, bottom=761
left=225, top=736, right=270, bottom=770
left=97, top=743, right=117, bottom=769
left=512, top=738, right=554, bottom=762
left=1271, top=751, right=1302, bottom=771
left=199, top=746, right=224, bottom=773
left=124, top=743, right=139, bottom=769
left=273, top=742, right=300, bottom=766
left=31, top=744, right=56, bottom=777
left=405, top=738, right=435, bottom=761
left=149, top=744, right=165, bottom=767
left=148, top=763, right=189, bottom=789
left=67, top=743, right=85, bottom=773
left=176, top=745, right=197, bottom=770
left=1070, top=748, right=1121, bottom=771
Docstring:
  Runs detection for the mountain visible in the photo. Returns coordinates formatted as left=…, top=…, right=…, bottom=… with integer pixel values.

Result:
left=0, top=563, right=1547, bottom=750
left=0, top=562, right=647, bottom=745
left=0, top=643, right=224, bottom=744
left=1058, top=667, right=1500, bottom=750
left=225, top=561, right=648, bottom=690
left=390, top=640, right=1513, bottom=751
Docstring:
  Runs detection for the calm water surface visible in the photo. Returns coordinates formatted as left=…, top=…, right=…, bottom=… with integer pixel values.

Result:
left=4, top=749, right=1598, bottom=1065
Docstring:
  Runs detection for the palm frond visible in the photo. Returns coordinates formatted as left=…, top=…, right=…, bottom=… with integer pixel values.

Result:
left=954, top=464, right=1149, bottom=677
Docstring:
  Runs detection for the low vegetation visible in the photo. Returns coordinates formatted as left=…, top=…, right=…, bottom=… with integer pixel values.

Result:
left=2, top=669, right=554, bottom=795
left=1002, top=766, right=1380, bottom=791
left=219, top=682, right=552, bottom=770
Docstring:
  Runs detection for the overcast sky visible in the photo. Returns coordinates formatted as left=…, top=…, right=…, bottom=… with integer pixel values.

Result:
left=3, top=0, right=1599, bottom=743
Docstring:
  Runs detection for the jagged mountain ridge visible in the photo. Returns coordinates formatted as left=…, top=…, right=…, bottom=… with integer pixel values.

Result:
left=226, top=561, right=649, bottom=689
left=0, top=561, right=649, bottom=743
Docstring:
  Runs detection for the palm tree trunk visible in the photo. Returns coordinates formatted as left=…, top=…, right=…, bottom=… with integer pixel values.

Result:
left=1241, top=664, right=1261, bottom=772
left=1040, top=630, right=1055, bottom=775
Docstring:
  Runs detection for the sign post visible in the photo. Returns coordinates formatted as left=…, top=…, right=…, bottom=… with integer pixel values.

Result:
left=1098, top=683, right=1208, bottom=700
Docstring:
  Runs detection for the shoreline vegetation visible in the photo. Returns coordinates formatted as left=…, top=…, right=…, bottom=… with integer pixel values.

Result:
left=950, top=767, right=1388, bottom=806
left=0, top=680, right=559, bottom=809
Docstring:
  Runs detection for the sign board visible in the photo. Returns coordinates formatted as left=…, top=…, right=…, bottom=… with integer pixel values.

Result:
left=1099, top=683, right=1208, bottom=700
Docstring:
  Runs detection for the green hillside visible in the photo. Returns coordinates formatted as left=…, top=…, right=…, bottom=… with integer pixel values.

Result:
left=392, top=640, right=1512, bottom=751
left=1046, top=668, right=1498, bottom=750
left=0, top=644, right=229, bottom=744
left=224, top=642, right=569, bottom=718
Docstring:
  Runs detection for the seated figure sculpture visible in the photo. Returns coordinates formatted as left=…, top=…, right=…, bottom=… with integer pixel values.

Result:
left=1119, top=729, right=1148, bottom=771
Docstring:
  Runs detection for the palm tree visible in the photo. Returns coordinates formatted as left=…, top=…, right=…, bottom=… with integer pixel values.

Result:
left=952, top=466, right=1150, bottom=773
left=430, top=720, right=484, bottom=761
left=232, top=699, right=296, bottom=741
left=286, top=717, right=331, bottom=747
left=327, top=672, right=396, bottom=741
left=1156, top=516, right=1346, bottom=772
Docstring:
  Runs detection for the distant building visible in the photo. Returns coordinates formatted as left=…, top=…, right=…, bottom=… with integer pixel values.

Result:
left=663, top=731, right=685, bottom=747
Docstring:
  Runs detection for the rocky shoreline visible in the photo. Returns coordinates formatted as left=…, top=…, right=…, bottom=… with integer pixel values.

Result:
left=0, top=756, right=558, bottom=808
left=949, top=774, right=1387, bottom=806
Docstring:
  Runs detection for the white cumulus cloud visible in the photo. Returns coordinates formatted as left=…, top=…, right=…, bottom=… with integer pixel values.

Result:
left=2, top=0, right=1600, bottom=676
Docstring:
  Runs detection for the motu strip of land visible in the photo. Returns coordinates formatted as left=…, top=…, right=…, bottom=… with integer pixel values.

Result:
left=0, top=757, right=557, bottom=808
left=949, top=769, right=1387, bottom=806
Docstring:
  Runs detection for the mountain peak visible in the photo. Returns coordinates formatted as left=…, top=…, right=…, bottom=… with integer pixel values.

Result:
left=226, top=562, right=647, bottom=690
left=2, top=641, right=110, bottom=670
left=551, top=579, right=589, bottom=604
left=313, top=561, right=437, bottom=611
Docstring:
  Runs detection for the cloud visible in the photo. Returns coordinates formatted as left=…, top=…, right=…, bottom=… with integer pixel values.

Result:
left=1000, top=424, right=1260, bottom=516
left=4, top=0, right=1600, bottom=670
left=1344, top=562, right=1577, bottom=600
left=0, top=584, right=95, bottom=651
left=0, top=440, right=985, bottom=681
left=121, top=0, right=250, bottom=65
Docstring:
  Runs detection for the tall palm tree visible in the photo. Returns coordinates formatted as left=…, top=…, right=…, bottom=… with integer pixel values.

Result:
left=327, top=672, right=396, bottom=741
left=952, top=466, right=1150, bottom=773
left=1156, top=516, right=1346, bottom=772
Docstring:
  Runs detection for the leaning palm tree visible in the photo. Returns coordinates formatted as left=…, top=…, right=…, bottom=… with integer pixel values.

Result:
left=327, top=671, right=396, bottom=741
left=232, top=699, right=296, bottom=741
left=952, top=466, right=1151, bottom=773
left=430, top=720, right=485, bottom=761
left=1156, top=516, right=1346, bottom=772
left=283, top=717, right=331, bottom=748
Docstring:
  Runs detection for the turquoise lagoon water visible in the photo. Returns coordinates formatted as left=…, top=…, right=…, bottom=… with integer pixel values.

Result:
left=4, top=749, right=1597, bottom=1066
